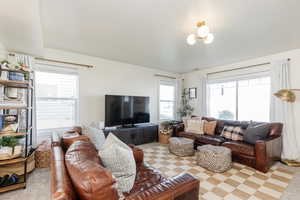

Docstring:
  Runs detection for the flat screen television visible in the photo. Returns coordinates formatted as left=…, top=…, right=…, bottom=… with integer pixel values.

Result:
left=105, top=95, right=150, bottom=127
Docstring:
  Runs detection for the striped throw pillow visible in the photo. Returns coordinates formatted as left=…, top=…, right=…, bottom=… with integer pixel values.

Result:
left=221, top=126, right=244, bottom=141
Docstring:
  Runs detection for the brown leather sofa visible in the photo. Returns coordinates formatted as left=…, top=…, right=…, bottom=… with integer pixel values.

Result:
left=51, top=127, right=200, bottom=200
left=174, top=117, right=283, bottom=173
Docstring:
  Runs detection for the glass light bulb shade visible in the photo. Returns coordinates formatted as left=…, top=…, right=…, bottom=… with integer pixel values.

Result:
left=204, top=33, right=214, bottom=44
left=187, top=34, right=196, bottom=45
left=197, top=25, right=210, bottom=38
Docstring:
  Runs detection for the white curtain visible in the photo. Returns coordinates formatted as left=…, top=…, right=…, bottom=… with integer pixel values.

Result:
left=270, top=60, right=300, bottom=161
left=176, top=78, right=184, bottom=120
left=13, top=54, right=37, bottom=146
left=199, top=75, right=208, bottom=117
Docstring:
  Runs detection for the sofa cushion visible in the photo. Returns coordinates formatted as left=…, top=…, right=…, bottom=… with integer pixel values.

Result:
left=65, top=140, right=119, bottom=200
left=243, top=123, right=270, bottom=144
left=178, top=131, right=198, bottom=140
left=62, top=132, right=90, bottom=150
left=197, top=135, right=226, bottom=146
left=203, top=120, right=217, bottom=135
left=124, top=164, right=167, bottom=197
left=222, top=141, right=255, bottom=156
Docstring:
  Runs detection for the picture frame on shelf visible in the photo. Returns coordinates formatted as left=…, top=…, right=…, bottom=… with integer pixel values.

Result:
left=189, top=87, right=197, bottom=99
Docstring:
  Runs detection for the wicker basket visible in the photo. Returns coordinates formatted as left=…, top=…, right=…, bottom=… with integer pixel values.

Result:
left=0, top=153, right=35, bottom=176
left=159, top=133, right=171, bottom=144
left=35, top=140, right=51, bottom=168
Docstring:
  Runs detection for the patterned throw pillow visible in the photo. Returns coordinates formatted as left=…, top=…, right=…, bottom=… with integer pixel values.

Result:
left=185, top=119, right=204, bottom=135
left=82, top=125, right=106, bottom=150
left=221, top=126, right=244, bottom=141
left=221, top=126, right=234, bottom=139
left=98, top=133, right=136, bottom=193
left=203, top=120, right=217, bottom=135
left=231, top=127, right=244, bottom=141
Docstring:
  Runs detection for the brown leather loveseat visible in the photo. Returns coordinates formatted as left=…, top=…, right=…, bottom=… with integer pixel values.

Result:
left=175, top=117, right=283, bottom=173
left=51, top=127, right=200, bottom=200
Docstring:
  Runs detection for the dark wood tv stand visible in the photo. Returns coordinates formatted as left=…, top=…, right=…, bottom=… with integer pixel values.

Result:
left=103, top=123, right=158, bottom=145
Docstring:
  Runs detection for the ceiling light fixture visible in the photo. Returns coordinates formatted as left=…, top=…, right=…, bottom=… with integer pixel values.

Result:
left=187, top=21, right=214, bottom=45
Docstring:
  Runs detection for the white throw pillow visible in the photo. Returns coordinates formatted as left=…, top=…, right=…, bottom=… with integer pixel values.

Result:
left=82, top=125, right=106, bottom=150
left=98, top=133, right=136, bottom=193
left=185, top=119, right=204, bottom=134
left=89, top=121, right=105, bottom=130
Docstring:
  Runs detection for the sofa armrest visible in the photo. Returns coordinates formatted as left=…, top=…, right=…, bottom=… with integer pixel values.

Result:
left=125, top=173, right=199, bottom=200
left=128, top=145, right=144, bottom=170
left=255, top=135, right=282, bottom=173
left=174, top=123, right=185, bottom=137
left=51, top=145, right=77, bottom=200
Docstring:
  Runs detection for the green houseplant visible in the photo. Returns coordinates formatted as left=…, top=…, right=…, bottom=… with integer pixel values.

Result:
left=0, top=136, right=19, bottom=154
left=178, top=89, right=194, bottom=118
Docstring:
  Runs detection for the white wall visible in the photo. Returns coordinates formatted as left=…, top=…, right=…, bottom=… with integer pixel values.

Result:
left=183, top=48, right=300, bottom=131
left=0, top=43, right=179, bottom=125
left=41, top=49, right=179, bottom=125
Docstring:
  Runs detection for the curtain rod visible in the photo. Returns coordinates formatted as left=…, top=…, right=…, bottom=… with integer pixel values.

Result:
left=207, top=58, right=291, bottom=76
left=154, top=74, right=177, bottom=79
left=8, top=52, right=94, bottom=68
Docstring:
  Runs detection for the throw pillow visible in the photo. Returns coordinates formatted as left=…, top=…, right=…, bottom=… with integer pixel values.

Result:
left=220, top=126, right=234, bottom=139
left=203, top=120, right=217, bottom=135
left=185, top=119, right=204, bottom=134
left=98, top=133, right=136, bottom=193
left=243, top=123, right=270, bottom=144
left=182, top=116, right=191, bottom=130
left=82, top=125, right=106, bottom=150
left=231, top=126, right=244, bottom=141
left=221, top=126, right=244, bottom=141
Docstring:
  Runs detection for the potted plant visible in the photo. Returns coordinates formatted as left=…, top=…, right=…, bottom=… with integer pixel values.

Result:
left=178, top=89, right=194, bottom=119
left=159, top=121, right=172, bottom=144
left=0, top=136, right=19, bottom=155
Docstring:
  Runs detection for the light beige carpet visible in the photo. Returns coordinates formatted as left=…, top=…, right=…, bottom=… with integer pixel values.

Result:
left=140, top=144, right=294, bottom=200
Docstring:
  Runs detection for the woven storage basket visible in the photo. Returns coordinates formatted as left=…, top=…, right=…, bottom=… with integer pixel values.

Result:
left=0, top=153, right=35, bottom=176
left=35, top=140, right=51, bottom=168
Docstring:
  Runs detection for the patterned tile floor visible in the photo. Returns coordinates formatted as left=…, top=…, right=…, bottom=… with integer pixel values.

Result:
left=0, top=143, right=299, bottom=200
left=139, top=143, right=295, bottom=200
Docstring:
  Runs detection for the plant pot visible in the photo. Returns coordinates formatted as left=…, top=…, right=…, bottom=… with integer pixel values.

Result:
left=159, top=134, right=171, bottom=144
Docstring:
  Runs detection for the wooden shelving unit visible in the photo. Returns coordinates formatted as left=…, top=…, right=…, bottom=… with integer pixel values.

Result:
left=0, top=183, right=26, bottom=193
left=0, top=157, right=26, bottom=166
left=0, top=132, right=27, bottom=137
left=0, top=80, right=30, bottom=88
left=0, top=68, right=34, bottom=193
left=0, top=106, right=31, bottom=110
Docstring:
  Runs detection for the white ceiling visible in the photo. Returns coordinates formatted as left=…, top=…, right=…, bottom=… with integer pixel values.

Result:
left=0, top=0, right=43, bottom=55
left=1, top=0, right=300, bottom=73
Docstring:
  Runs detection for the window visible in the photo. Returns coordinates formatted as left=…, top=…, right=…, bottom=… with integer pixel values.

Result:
left=36, top=70, right=79, bottom=136
left=159, top=81, right=176, bottom=120
left=208, top=76, right=270, bottom=122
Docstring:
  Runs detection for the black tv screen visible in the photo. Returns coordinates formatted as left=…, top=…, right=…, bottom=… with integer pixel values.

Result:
left=105, top=95, right=150, bottom=127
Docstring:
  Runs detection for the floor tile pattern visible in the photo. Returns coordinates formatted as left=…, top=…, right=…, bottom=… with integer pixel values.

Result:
left=141, top=144, right=294, bottom=200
